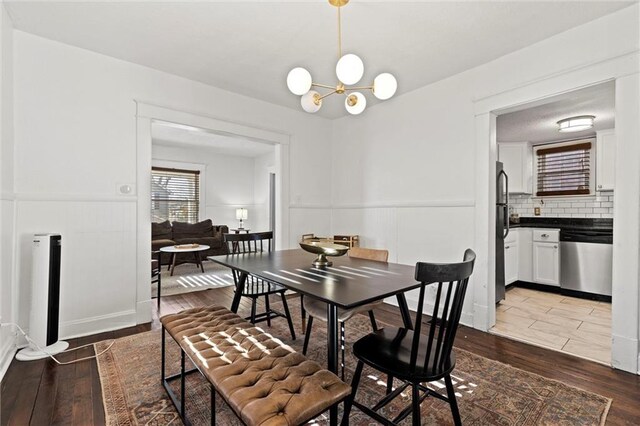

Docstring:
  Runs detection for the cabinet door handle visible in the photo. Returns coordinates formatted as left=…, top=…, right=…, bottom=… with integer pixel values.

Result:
left=541, top=233, right=549, bottom=238
left=553, top=245, right=558, bottom=249
left=598, top=184, right=602, bottom=189
left=505, top=246, right=510, bottom=249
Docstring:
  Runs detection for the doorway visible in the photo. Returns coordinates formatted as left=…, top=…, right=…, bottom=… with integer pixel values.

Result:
left=490, top=82, right=614, bottom=365
left=135, top=102, right=291, bottom=324
left=474, top=67, right=640, bottom=373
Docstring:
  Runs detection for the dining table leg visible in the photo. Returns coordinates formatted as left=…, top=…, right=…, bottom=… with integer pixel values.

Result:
left=327, top=303, right=339, bottom=425
left=230, top=271, right=247, bottom=313
left=396, top=293, right=414, bottom=329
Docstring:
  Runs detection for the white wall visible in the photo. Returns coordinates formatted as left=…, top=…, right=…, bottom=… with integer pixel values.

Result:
left=0, top=3, right=15, bottom=379
left=330, top=5, right=639, bottom=340
left=253, top=151, right=275, bottom=232
left=151, top=144, right=273, bottom=230
left=10, top=30, right=332, bottom=345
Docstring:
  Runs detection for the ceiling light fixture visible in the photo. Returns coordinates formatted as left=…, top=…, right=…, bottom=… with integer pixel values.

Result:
left=557, top=115, right=595, bottom=133
left=286, top=0, right=397, bottom=115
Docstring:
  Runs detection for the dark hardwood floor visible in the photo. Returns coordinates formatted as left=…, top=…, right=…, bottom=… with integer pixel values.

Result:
left=2, top=286, right=639, bottom=425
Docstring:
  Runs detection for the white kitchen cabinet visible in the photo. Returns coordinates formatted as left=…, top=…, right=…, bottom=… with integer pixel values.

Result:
left=532, top=230, right=560, bottom=287
left=504, top=230, right=519, bottom=285
left=596, top=129, right=616, bottom=192
left=504, top=241, right=519, bottom=285
left=498, top=142, right=532, bottom=194
left=517, top=228, right=533, bottom=282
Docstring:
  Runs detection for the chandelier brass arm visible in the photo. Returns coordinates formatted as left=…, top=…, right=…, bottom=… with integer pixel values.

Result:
left=286, top=0, right=397, bottom=115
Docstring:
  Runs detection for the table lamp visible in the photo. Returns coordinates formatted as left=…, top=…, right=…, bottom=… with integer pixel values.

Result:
left=236, top=208, right=248, bottom=229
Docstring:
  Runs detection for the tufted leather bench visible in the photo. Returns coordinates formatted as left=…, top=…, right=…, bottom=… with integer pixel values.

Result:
left=160, top=305, right=352, bottom=425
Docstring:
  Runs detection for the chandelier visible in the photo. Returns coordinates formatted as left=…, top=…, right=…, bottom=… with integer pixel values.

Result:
left=286, top=0, right=397, bottom=115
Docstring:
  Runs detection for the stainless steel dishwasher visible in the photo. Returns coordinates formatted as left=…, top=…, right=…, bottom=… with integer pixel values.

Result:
left=560, top=229, right=613, bottom=297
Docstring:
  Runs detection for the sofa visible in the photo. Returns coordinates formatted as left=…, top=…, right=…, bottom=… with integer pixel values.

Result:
left=152, top=219, right=229, bottom=265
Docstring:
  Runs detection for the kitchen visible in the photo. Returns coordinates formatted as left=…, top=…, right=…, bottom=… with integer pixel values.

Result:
left=492, top=81, right=614, bottom=365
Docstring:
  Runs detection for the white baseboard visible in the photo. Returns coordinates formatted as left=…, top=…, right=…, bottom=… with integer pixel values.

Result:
left=0, top=330, right=17, bottom=382
left=611, top=333, right=639, bottom=374
left=60, top=310, right=137, bottom=340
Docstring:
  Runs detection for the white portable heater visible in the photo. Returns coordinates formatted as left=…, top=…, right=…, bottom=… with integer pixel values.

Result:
left=16, top=233, right=68, bottom=361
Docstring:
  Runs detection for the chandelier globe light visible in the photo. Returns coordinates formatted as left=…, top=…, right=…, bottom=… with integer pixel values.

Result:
left=286, top=0, right=397, bottom=115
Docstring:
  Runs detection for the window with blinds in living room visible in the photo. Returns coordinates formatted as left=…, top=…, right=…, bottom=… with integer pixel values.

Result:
left=535, top=139, right=594, bottom=197
left=151, top=167, right=200, bottom=223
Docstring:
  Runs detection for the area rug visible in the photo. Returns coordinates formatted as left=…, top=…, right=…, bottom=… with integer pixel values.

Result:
left=96, top=299, right=611, bottom=425
left=152, top=261, right=235, bottom=297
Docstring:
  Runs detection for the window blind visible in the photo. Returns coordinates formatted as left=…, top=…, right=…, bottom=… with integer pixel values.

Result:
left=151, top=167, right=200, bottom=223
left=536, top=142, right=591, bottom=197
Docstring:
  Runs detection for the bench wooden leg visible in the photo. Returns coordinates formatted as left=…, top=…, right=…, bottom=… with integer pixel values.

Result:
left=180, top=348, right=186, bottom=418
left=162, top=329, right=199, bottom=426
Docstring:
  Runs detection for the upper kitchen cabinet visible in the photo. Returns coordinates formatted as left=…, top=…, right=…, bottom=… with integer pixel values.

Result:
left=596, top=129, right=616, bottom=192
left=498, top=142, right=532, bottom=194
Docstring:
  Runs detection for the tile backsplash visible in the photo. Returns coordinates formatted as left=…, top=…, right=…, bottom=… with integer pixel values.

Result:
left=509, top=193, right=614, bottom=219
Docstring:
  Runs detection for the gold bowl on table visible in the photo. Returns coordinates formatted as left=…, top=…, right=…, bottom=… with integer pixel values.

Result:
left=299, top=241, right=348, bottom=267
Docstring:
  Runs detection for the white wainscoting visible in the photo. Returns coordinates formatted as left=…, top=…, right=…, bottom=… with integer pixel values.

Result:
left=331, top=204, right=476, bottom=326
left=14, top=197, right=138, bottom=339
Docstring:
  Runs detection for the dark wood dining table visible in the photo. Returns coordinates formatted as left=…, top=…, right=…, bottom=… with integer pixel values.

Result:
left=209, top=249, right=420, bottom=423
left=210, top=248, right=419, bottom=367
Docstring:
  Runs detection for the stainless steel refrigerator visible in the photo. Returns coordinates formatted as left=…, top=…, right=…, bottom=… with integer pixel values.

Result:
left=495, top=161, right=509, bottom=303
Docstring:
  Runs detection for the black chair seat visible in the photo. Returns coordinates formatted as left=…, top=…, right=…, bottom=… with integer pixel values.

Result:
left=353, top=327, right=455, bottom=382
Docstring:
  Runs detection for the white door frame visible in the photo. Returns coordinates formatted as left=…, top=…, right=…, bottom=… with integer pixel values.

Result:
left=473, top=52, right=640, bottom=373
left=134, top=102, right=291, bottom=324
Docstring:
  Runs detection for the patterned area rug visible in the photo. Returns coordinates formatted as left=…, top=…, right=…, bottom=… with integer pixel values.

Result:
left=152, top=261, right=235, bottom=298
left=96, top=298, right=611, bottom=425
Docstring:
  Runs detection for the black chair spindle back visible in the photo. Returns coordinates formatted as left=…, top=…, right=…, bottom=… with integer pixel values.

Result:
left=410, top=249, right=476, bottom=376
left=224, top=231, right=273, bottom=254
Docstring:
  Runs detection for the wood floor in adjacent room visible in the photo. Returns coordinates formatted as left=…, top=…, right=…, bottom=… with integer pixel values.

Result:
left=492, top=286, right=612, bottom=364
left=2, top=286, right=639, bottom=425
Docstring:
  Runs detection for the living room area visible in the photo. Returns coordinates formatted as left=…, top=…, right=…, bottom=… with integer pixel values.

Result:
left=150, top=120, right=276, bottom=300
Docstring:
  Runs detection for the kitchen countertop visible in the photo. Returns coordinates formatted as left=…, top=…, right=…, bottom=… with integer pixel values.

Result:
left=508, top=217, right=613, bottom=232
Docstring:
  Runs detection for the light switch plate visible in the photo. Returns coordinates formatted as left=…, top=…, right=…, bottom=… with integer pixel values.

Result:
left=534, top=207, right=541, bottom=216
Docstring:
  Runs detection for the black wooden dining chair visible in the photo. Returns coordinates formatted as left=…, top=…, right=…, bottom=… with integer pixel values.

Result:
left=341, top=249, right=476, bottom=426
left=152, top=250, right=162, bottom=308
left=302, top=247, right=389, bottom=379
left=223, top=231, right=296, bottom=340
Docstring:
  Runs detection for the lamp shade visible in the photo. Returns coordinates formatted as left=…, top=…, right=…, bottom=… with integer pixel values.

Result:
left=235, top=208, right=248, bottom=220
left=336, top=54, right=364, bottom=85
left=301, top=90, right=322, bottom=113
left=287, top=67, right=312, bottom=96
left=373, top=73, right=397, bottom=100
left=557, top=115, right=595, bottom=132
left=345, top=92, right=366, bottom=115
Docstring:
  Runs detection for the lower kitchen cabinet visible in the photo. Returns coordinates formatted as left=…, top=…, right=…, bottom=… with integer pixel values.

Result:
left=533, top=242, right=560, bottom=286
left=505, top=231, right=519, bottom=285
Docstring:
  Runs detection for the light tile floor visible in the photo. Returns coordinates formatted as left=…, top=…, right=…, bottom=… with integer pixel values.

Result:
left=490, top=287, right=611, bottom=365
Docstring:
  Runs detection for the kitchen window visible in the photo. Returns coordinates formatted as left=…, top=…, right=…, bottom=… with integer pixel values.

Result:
left=534, top=139, right=594, bottom=197
left=151, top=167, right=200, bottom=223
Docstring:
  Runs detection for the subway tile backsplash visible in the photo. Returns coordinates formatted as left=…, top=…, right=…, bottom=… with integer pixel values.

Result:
left=509, top=193, right=614, bottom=219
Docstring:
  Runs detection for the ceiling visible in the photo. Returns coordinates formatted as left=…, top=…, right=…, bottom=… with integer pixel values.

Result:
left=496, top=81, right=615, bottom=144
left=152, top=121, right=275, bottom=158
left=6, top=1, right=633, bottom=119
